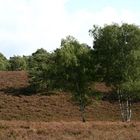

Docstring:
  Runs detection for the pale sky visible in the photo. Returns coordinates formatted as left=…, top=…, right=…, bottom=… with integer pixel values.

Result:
left=0, top=0, right=140, bottom=58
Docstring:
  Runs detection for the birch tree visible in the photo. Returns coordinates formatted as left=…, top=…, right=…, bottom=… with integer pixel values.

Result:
left=90, top=23, right=140, bottom=122
left=54, top=36, right=93, bottom=122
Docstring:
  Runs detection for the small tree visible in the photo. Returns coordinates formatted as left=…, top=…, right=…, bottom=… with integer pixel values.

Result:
left=53, top=36, right=93, bottom=122
left=28, top=48, right=51, bottom=92
left=9, top=55, right=27, bottom=71
left=0, top=53, right=9, bottom=70
left=90, top=23, right=140, bottom=122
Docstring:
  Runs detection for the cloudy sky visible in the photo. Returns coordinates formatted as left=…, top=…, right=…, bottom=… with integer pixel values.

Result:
left=0, top=0, right=140, bottom=58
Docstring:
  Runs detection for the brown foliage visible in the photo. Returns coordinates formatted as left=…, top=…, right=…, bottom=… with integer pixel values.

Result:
left=0, top=71, right=139, bottom=139
left=0, top=120, right=139, bottom=140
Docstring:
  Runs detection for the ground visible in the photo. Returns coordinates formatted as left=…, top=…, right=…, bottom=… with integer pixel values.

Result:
left=0, top=120, right=139, bottom=140
left=0, top=71, right=139, bottom=139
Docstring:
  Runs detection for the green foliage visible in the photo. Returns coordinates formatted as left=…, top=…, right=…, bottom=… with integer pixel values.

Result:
left=60, top=37, right=92, bottom=84
left=9, top=56, right=27, bottom=71
left=28, top=48, right=52, bottom=92
left=52, top=36, right=93, bottom=114
left=120, top=80, right=140, bottom=100
left=90, top=23, right=140, bottom=99
left=0, top=53, right=9, bottom=70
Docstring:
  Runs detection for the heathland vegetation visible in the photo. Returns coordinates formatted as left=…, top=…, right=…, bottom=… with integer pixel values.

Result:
left=0, top=23, right=140, bottom=124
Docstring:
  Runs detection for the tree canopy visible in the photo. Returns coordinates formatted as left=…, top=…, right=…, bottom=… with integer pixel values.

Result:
left=90, top=23, right=140, bottom=121
left=53, top=36, right=93, bottom=122
left=0, top=53, right=9, bottom=70
left=9, top=56, right=28, bottom=71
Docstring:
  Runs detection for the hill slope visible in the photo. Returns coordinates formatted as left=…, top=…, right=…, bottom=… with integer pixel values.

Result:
left=0, top=120, right=139, bottom=140
left=0, top=71, right=139, bottom=122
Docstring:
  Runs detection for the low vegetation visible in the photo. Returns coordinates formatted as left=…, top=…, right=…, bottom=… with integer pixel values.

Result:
left=0, top=121, right=139, bottom=140
left=0, top=71, right=139, bottom=122
left=0, top=23, right=140, bottom=139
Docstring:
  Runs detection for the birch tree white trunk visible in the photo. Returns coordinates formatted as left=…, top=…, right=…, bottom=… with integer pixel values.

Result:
left=117, top=89, right=132, bottom=122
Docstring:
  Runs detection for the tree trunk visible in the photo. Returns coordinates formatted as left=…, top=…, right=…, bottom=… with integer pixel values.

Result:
left=126, top=97, right=132, bottom=122
left=117, top=89, right=132, bottom=122
left=76, top=83, right=86, bottom=123
left=80, top=103, right=86, bottom=122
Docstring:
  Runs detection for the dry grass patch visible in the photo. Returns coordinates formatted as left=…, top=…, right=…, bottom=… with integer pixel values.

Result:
left=0, top=121, right=139, bottom=140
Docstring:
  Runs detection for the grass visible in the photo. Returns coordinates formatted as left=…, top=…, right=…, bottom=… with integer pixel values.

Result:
left=0, top=71, right=139, bottom=139
left=0, top=120, right=139, bottom=140
left=0, top=92, right=122, bottom=121
left=0, top=71, right=139, bottom=122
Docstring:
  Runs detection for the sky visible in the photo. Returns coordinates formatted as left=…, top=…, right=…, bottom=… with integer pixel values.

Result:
left=0, top=0, right=140, bottom=58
